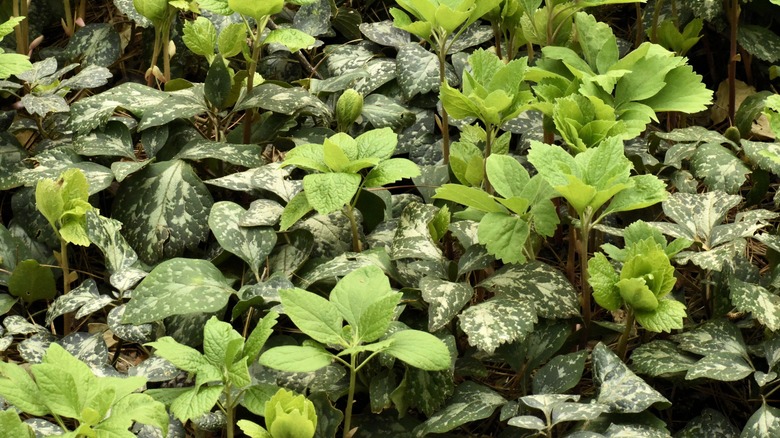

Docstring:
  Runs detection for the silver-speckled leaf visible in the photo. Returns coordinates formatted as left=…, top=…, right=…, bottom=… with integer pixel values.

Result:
left=112, top=160, right=152, bottom=183
left=326, top=45, right=375, bottom=77
left=654, top=126, right=734, bottom=146
left=675, top=409, right=740, bottom=438
left=236, top=84, right=330, bottom=118
left=674, top=239, right=745, bottom=272
left=391, top=202, right=443, bottom=261
left=413, top=381, right=506, bottom=436
left=359, top=20, right=410, bottom=48
left=293, top=0, right=332, bottom=36
left=122, top=258, right=235, bottom=324
left=60, top=331, right=109, bottom=368
left=362, top=94, right=416, bottom=130
left=551, top=402, right=607, bottom=426
left=532, top=350, right=587, bottom=395
left=660, top=191, right=741, bottom=243
left=24, top=418, right=64, bottom=437
left=108, top=305, right=160, bottom=344
left=603, top=423, right=669, bottom=437
left=738, top=25, right=780, bottom=63
left=46, top=279, right=102, bottom=325
left=110, top=267, right=148, bottom=293
left=478, top=262, right=579, bottom=319
left=686, top=352, right=754, bottom=381
left=274, top=364, right=348, bottom=398
left=743, top=140, right=780, bottom=175
left=397, top=108, right=435, bottom=155
left=449, top=220, right=480, bottom=248
left=134, top=415, right=187, bottom=438
left=456, top=245, right=495, bottom=277
left=711, top=209, right=777, bottom=247
left=113, top=0, right=152, bottom=26
left=742, top=403, right=780, bottom=438
left=690, top=143, right=750, bottom=194
left=209, top=201, right=277, bottom=278
left=593, top=343, right=670, bottom=413
left=176, top=140, right=264, bottom=168
left=630, top=340, right=697, bottom=377
left=60, top=65, right=113, bottom=91
left=20, top=94, right=68, bottom=117
left=86, top=210, right=139, bottom=275
left=192, top=411, right=226, bottom=432
left=3, top=315, right=46, bottom=335
left=309, top=71, right=369, bottom=94
left=397, top=43, right=446, bottom=100
left=240, top=199, right=283, bottom=227
left=420, top=277, right=474, bottom=332
left=446, top=24, right=494, bottom=54
left=70, top=82, right=167, bottom=134
left=353, top=59, right=398, bottom=95
left=459, top=296, right=537, bottom=354
left=205, top=164, right=301, bottom=201
left=18, top=333, right=55, bottom=363
left=64, top=23, right=120, bottom=65
left=295, top=211, right=354, bottom=259
left=297, top=248, right=394, bottom=289
left=18, top=148, right=114, bottom=195
left=671, top=319, right=747, bottom=357
left=74, top=121, right=135, bottom=158
left=729, top=278, right=780, bottom=331
left=508, top=415, right=546, bottom=430
left=267, top=231, right=313, bottom=279
left=113, top=159, right=213, bottom=264
left=398, top=341, right=456, bottom=416
left=138, top=86, right=209, bottom=131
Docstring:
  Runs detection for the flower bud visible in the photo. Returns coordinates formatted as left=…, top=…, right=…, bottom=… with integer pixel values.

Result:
left=336, top=89, right=364, bottom=131
left=265, top=388, right=317, bottom=438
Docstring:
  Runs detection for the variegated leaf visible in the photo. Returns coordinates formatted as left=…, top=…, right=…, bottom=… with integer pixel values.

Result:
left=112, top=160, right=151, bottom=183
left=685, top=353, right=754, bottom=381
left=70, top=82, right=167, bottom=134
left=630, top=340, right=697, bottom=377
left=176, top=140, right=264, bottom=168
left=3, top=315, right=46, bottom=335
left=359, top=21, right=411, bottom=48
left=446, top=24, right=494, bottom=54
left=354, top=58, right=398, bottom=95
left=654, top=126, right=733, bottom=146
left=413, top=381, right=506, bottom=436
left=690, top=143, right=750, bottom=194
left=395, top=361, right=455, bottom=417
left=65, top=24, right=121, bottom=67
left=391, top=202, right=443, bottom=261
left=205, top=164, right=301, bottom=201
left=295, top=211, right=355, bottom=259
left=74, top=121, right=135, bottom=158
left=738, top=25, right=780, bottom=63
left=18, top=334, right=55, bottom=363
left=362, top=94, right=416, bottom=130
left=138, top=86, right=208, bottom=131
left=742, top=403, right=780, bottom=438
left=236, top=83, right=330, bottom=118
left=122, top=258, right=235, bottom=324
left=729, top=278, right=780, bottom=331
left=711, top=209, right=777, bottom=247
left=397, top=43, right=446, bottom=100
left=18, top=149, right=114, bottom=195
left=86, top=210, right=139, bottom=276
left=743, top=140, right=780, bottom=176
left=240, top=199, right=284, bottom=227
left=520, top=394, right=578, bottom=416
left=478, top=262, right=579, bottom=319
left=532, top=351, right=587, bottom=395
left=508, top=415, right=545, bottom=430
left=675, top=239, right=745, bottom=272
left=593, top=343, right=670, bottom=413
left=675, top=409, right=739, bottom=438
left=208, top=201, right=277, bottom=278
left=603, top=424, right=669, bottom=437
left=459, top=296, right=537, bottom=354
left=297, top=248, right=394, bottom=289
left=20, top=94, right=68, bottom=116
left=108, top=305, right=160, bottom=344
left=659, top=191, right=741, bottom=243
left=448, top=220, right=480, bottom=248
left=456, top=245, right=495, bottom=277
left=419, top=277, right=474, bottom=332
left=551, top=402, right=607, bottom=425
left=267, top=231, right=313, bottom=280
left=112, top=159, right=213, bottom=264
left=60, top=332, right=110, bottom=369
left=764, top=336, right=780, bottom=371
left=671, top=319, right=748, bottom=357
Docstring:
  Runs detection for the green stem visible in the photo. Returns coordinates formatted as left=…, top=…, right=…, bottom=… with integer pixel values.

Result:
left=617, top=309, right=636, bottom=360
left=60, top=238, right=74, bottom=335
left=650, top=0, right=664, bottom=43
left=146, top=28, right=162, bottom=86
left=483, top=124, right=496, bottom=195
left=63, top=0, right=74, bottom=36
left=728, top=0, right=739, bottom=124
left=161, top=18, right=172, bottom=83
left=344, top=204, right=362, bottom=253
left=634, top=2, right=644, bottom=48
left=243, top=16, right=270, bottom=144
left=437, top=44, right=451, bottom=164
left=225, top=384, right=235, bottom=438
left=343, top=354, right=358, bottom=438
left=578, top=208, right=593, bottom=345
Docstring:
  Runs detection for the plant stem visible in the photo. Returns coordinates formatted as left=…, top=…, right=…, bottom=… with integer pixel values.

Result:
left=650, top=0, right=664, bottom=43
left=161, top=18, right=172, bottom=83
left=483, top=124, right=496, bottom=194
left=634, top=2, right=644, bottom=48
left=60, top=238, right=74, bottom=334
left=617, top=309, right=635, bottom=360
left=343, top=354, right=358, bottom=438
left=14, top=0, right=29, bottom=55
left=147, top=28, right=162, bottom=86
left=242, top=16, right=270, bottom=144
left=578, top=209, right=593, bottom=345
left=225, top=384, right=235, bottom=438
left=63, top=0, right=74, bottom=36
left=344, top=204, right=362, bottom=253
left=728, top=0, right=739, bottom=124
left=437, top=46, right=451, bottom=164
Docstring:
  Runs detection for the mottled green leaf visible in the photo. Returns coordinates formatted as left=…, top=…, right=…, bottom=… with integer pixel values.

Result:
left=459, top=296, right=537, bottom=354
left=413, top=381, right=506, bottom=436
left=676, top=408, right=740, bottom=438
left=686, top=353, right=753, bottom=382
left=397, top=43, right=445, bottom=100
left=208, top=201, right=276, bottom=278
left=123, top=258, right=234, bottom=324
left=391, top=202, right=443, bottom=261
left=236, top=83, right=330, bottom=118
left=741, top=403, right=780, bottom=438
left=630, top=340, right=696, bottom=377
left=420, top=277, right=474, bottom=332
left=671, top=319, right=748, bottom=357
left=532, top=350, right=587, bottom=395
left=729, top=278, right=780, bottom=331
left=593, top=343, right=670, bottom=413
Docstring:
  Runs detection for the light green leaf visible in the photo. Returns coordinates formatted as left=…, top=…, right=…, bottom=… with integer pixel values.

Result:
left=634, top=298, right=686, bottom=332
left=146, top=337, right=209, bottom=373
left=280, top=192, right=313, bottom=231
left=0, top=53, right=32, bottom=80
left=685, top=352, right=754, bottom=382
left=203, top=316, right=244, bottom=368
left=8, top=259, right=56, bottom=304
left=433, top=184, right=504, bottom=213
left=237, top=420, right=271, bottom=438
left=485, top=154, right=530, bottom=199
left=420, top=277, right=474, bottom=332
left=122, top=258, right=234, bottom=324
left=259, top=346, right=334, bottom=372
left=280, top=288, right=344, bottom=346
left=303, top=173, right=360, bottom=215
left=170, top=385, right=223, bottom=423
left=0, top=410, right=32, bottom=437
left=639, top=64, right=712, bottom=113
left=329, top=266, right=399, bottom=343
left=477, top=213, right=530, bottom=264
left=459, top=296, right=537, bottom=354
left=208, top=201, right=277, bottom=278
left=264, top=28, right=315, bottom=52
left=364, top=158, right=420, bottom=188
left=603, top=174, right=667, bottom=216
left=593, top=343, right=670, bottom=413
left=244, top=311, right=279, bottom=364
left=0, top=361, right=49, bottom=416
left=413, top=381, right=506, bottom=436
left=30, top=364, right=81, bottom=418
left=182, top=17, right=216, bottom=58
left=218, top=22, right=246, bottom=57
left=384, top=329, right=451, bottom=371
left=588, top=252, right=621, bottom=311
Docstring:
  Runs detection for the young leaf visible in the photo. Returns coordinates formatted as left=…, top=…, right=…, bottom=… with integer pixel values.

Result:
left=0, top=410, right=33, bottom=437
left=363, top=158, right=421, bottom=188
left=182, top=16, right=216, bottom=59
left=146, top=337, right=209, bottom=373
left=169, top=385, right=223, bottom=423
left=244, top=311, right=279, bottom=364
left=485, top=154, right=531, bottom=199
left=477, top=213, right=531, bottom=264
left=384, top=330, right=451, bottom=371
left=633, top=298, right=686, bottom=333
left=329, top=266, right=400, bottom=343
left=264, top=28, right=316, bottom=53
left=588, top=252, right=621, bottom=311
left=0, top=361, right=49, bottom=416
left=302, top=173, right=361, bottom=215
left=259, top=346, right=334, bottom=373
left=208, top=201, right=277, bottom=278
left=280, top=288, right=344, bottom=346
left=203, top=316, right=245, bottom=368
